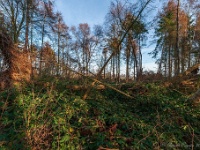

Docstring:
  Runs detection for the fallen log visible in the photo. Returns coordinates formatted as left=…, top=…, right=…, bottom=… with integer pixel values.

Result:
left=187, top=89, right=200, bottom=107
left=97, top=146, right=119, bottom=150
left=66, top=84, right=106, bottom=91
left=65, top=66, right=134, bottom=99
left=181, top=64, right=200, bottom=76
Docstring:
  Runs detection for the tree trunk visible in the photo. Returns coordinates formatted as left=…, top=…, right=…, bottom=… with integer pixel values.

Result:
left=25, top=0, right=30, bottom=51
left=168, top=45, right=171, bottom=78
left=117, top=46, right=120, bottom=83
left=126, top=48, right=130, bottom=83
left=175, top=0, right=180, bottom=76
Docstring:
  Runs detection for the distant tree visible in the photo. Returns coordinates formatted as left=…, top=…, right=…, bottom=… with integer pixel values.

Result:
left=151, top=0, right=189, bottom=77
left=122, top=12, right=147, bottom=81
left=0, top=11, right=5, bottom=72
left=187, top=0, right=200, bottom=64
left=53, top=12, right=68, bottom=75
left=194, top=13, right=200, bottom=62
left=37, top=0, right=56, bottom=74
left=104, top=0, right=147, bottom=82
left=93, top=24, right=104, bottom=71
left=71, top=23, right=98, bottom=76
left=40, top=42, right=56, bottom=75
left=104, top=0, right=124, bottom=82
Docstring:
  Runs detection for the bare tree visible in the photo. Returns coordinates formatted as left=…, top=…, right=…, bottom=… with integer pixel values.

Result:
left=0, top=0, right=26, bottom=43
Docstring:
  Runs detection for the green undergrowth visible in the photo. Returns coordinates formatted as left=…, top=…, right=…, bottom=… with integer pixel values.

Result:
left=0, top=79, right=200, bottom=149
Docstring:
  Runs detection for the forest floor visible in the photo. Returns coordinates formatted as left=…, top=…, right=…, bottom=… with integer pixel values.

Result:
left=0, top=75, right=200, bottom=150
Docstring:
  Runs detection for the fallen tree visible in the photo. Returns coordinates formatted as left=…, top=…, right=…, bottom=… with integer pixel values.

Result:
left=187, top=89, right=200, bottom=107
left=177, top=64, right=200, bottom=78
left=65, top=65, right=134, bottom=99
left=66, top=84, right=105, bottom=91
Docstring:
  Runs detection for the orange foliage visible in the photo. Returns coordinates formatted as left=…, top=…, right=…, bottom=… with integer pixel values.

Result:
left=40, top=42, right=56, bottom=74
left=0, top=30, right=31, bottom=90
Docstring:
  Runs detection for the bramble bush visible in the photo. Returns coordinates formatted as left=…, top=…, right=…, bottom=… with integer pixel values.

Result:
left=0, top=80, right=199, bottom=149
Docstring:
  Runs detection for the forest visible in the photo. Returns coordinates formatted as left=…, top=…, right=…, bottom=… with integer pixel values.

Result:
left=0, top=0, right=200, bottom=149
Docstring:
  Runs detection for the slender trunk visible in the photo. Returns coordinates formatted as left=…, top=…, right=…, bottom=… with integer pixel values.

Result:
left=112, top=56, right=115, bottom=80
left=140, top=52, right=142, bottom=75
left=30, top=11, right=34, bottom=79
left=175, top=0, right=180, bottom=75
left=168, top=45, right=171, bottom=78
left=110, top=58, right=112, bottom=81
left=57, top=32, right=60, bottom=75
left=133, top=59, right=136, bottom=80
left=188, top=35, right=191, bottom=68
left=126, top=48, right=130, bottom=83
left=115, top=55, right=117, bottom=82
left=132, top=44, right=138, bottom=80
left=138, top=37, right=143, bottom=77
left=86, top=48, right=89, bottom=76
left=25, top=0, right=30, bottom=51
left=82, top=47, right=85, bottom=75
left=158, top=43, right=165, bottom=74
left=181, top=41, right=185, bottom=73
left=39, top=15, right=46, bottom=74
left=117, top=46, right=120, bottom=83
left=103, top=51, right=107, bottom=79
left=66, top=49, right=69, bottom=77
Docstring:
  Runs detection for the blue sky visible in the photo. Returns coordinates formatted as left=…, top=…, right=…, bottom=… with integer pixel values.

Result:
left=55, top=0, right=158, bottom=71
left=55, top=0, right=112, bottom=27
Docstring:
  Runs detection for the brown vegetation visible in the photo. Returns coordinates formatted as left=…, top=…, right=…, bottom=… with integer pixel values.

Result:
left=0, top=30, right=31, bottom=90
left=26, top=125, right=53, bottom=150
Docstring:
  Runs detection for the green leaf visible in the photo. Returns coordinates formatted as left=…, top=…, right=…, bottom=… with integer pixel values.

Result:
left=60, top=135, right=70, bottom=143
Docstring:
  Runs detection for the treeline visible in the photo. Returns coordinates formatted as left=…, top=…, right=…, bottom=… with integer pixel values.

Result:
left=151, top=0, right=200, bottom=78
left=0, top=0, right=200, bottom=82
